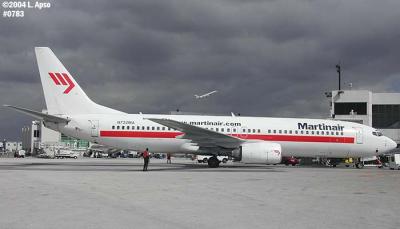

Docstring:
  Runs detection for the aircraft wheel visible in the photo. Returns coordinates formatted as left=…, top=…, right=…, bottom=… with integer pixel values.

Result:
left=203, top=158, right=208, bottom=163
left=207, top=156, right=220, bottom=168
left=356, top=162, right=364, bottom=169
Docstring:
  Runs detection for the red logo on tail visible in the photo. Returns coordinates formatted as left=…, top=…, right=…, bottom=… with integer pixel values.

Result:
left=48, top=72, right=75, bottom=94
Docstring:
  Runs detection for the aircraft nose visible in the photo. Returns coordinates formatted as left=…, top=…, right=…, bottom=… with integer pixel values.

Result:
left=387, top=138, right=398, bottom=151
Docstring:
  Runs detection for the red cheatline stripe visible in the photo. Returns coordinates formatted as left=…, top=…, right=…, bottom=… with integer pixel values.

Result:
left=55, top=73, right=67, bottom=85
left=241, top=134, right=354, bottom=143
left=100, top=131, right=355, bottom=144
left=62, top=73, right=75, bottom=94
left=49, top=73, right=60, bottom=85
left=100, top=131, right=182, bottom=138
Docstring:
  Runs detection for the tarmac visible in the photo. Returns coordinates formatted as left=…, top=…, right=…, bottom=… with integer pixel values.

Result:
left=0, top=157, right=399, bottom=229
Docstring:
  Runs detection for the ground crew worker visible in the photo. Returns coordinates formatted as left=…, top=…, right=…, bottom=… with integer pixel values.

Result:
left=143, top=148, right=150, bottom=171
left=167, top=153, right=171, bottom=164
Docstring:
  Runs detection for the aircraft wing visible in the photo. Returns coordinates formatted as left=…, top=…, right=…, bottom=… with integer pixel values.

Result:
left=4, top=105, right=69, bottom=123
left=207, top=90, right=217, bottom=95
left=147, top=118, right=244, bottom=150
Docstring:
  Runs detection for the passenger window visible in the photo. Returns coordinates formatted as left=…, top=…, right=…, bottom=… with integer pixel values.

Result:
left=221, top=128, right=224, bottom=132
left=132, top=126, right=135, bottom=130
left=253, top=129, right=256, bottom=133
left=306, top=131, right=309, bottom=134
left=137, top=126, right=140, bottom=130
left=168, top=128, right=171, bottom=131
left=142, top=126, right=145, bottom=130
left=321, top=131, right=324, bottom=135
left=258, top=129, right=261, bottom=133
left=268, top=130, right=271, bottom=134
left=127, top=126, right=130, bottom=130
left=300, top=130, right=304, bottom=134
left=284, top=130, right=287, bottom=134
left=341, top=132, right=344, bottom=135
left=331, top=132, right=334, bottom=135
left=112, top=126, right=115, bottom=130
left=233, top=129, right=236, bottom=133
left=227, top=128, right=230, bottom=132
left=279, top=130, right=282, bottom=134
left=152, top=127, right=155, bottom=130
left=336, top=132, right=339, bottom=135
left=216, top=128, right=219, bottom=132
left=316, top=131, right=319, bottom=135
left=248, top=129, right=251, bottom=133
left=162, top=127, right=165, bottom=131
left=311, top=131, right=314, bottom=135
left=295, top=130, right=298, bottom=134
left=121, top=126, right=125, bottom=130
left=117, top=126, right=120, bottom=130
left=147, top=126, right=150, bottom=130
left=211, top=128, right=214, bottom=131
left=326, top=131, right=329, bottom=135
left=273, top=130, right=276, bottom=134
left=243, top=129, right=246, bottom=133
left=289, top=130, right=292, bottom=134
left=157, top=127, right=160, bottom=130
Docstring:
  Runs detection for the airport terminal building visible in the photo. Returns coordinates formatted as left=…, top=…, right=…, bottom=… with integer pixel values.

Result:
left=328, top=90, right=400, bottom=145
left=22, top=120, right=90, bottom=155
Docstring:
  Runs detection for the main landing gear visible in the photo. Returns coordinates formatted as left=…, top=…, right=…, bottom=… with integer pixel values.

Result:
left=207, top=156, right=220, bottom=168
left=355, top=159, right=364, bottom=169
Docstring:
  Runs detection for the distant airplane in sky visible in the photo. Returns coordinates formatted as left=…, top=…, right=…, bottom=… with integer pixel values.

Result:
left=194, top=90, right=218, bottom=99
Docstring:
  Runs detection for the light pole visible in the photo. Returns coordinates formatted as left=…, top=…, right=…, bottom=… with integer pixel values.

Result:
left=336, top=64, right=341, bottom=91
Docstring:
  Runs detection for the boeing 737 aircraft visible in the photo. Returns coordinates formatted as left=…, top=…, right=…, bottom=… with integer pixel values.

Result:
left=5, top=47, right=397, bottom=168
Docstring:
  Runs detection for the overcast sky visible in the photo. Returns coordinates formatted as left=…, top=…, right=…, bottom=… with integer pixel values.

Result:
left=1, top=0, right=400, bottom=140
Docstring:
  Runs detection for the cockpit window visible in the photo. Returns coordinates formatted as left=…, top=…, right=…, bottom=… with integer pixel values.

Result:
left=372, top=130, right=383, bottom=137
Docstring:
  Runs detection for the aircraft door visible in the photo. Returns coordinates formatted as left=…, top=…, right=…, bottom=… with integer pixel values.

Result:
left=353, top=127, right=363, bottom=144
left=89, top=120, right=99, bottom=137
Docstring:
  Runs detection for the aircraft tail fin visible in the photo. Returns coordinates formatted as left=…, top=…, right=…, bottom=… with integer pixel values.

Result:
left=35, top=47, right=124, bottom=115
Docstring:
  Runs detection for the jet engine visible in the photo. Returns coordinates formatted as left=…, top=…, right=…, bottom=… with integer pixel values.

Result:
left=232, top=142, right=282, bottom=164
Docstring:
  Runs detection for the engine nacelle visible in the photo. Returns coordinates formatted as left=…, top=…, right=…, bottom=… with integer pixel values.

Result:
left=232, top=142, right=282, bottom=164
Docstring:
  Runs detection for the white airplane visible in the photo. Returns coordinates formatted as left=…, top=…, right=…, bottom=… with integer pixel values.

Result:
left=4, top=47, right=398, bottom=168
left=194, top=90, right=217, bottom=99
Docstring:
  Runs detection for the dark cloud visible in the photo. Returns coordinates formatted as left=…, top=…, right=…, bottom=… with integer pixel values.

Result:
left=1, top=0, right=400, bottom=140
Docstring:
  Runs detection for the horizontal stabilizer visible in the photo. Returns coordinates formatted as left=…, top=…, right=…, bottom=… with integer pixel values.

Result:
left=3, top=105, right=69, bottom=123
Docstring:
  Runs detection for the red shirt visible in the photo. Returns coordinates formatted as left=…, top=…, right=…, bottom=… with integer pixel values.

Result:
left=143, top=151, right=149, bottom=158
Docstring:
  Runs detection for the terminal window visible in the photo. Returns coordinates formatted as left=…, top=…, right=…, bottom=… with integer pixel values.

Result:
left=372, top=105, right=400, bottom=129
left=334, top=102, right=367, bottom=115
